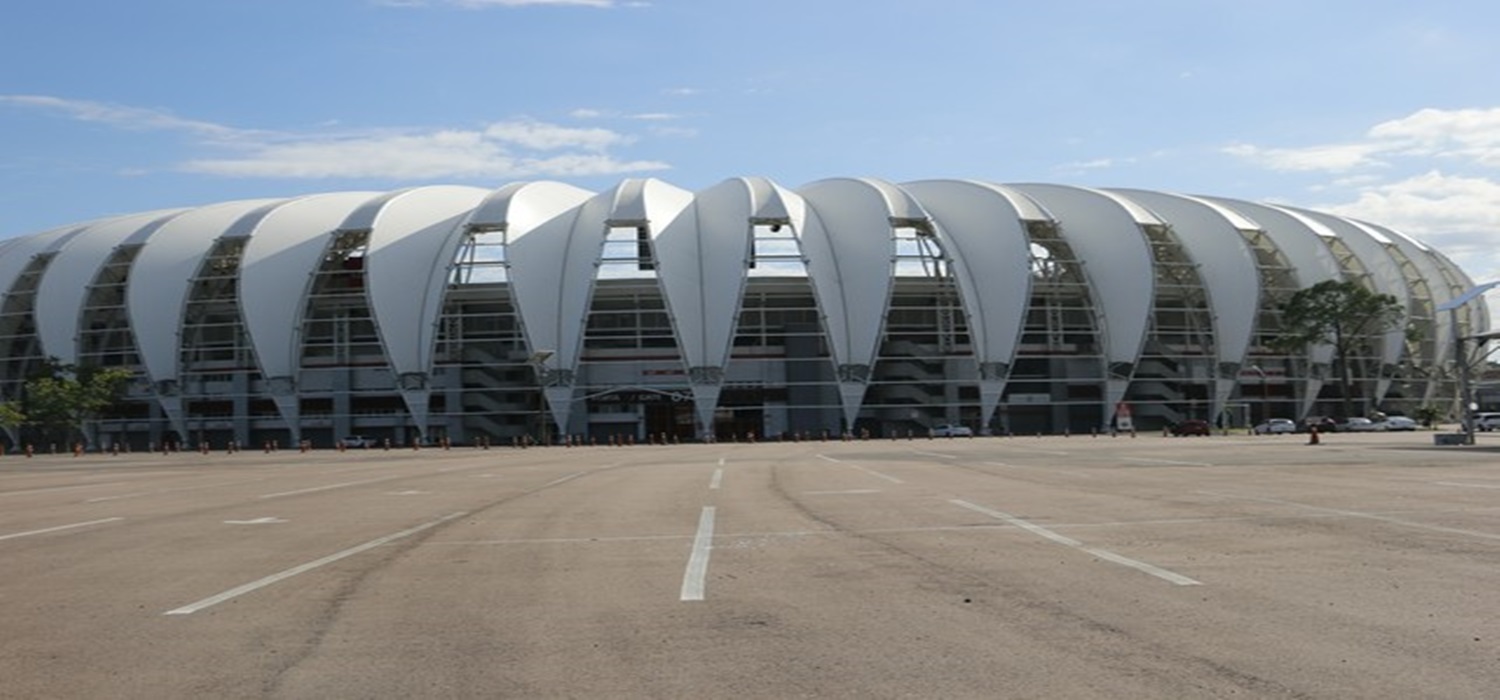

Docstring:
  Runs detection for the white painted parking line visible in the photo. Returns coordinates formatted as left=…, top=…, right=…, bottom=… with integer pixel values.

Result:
left=1207, top=492, right=1500, bottom=543
left=991, top=445, right=1071, bottom=456
left=909, top=450, right=958, bottom=459
left=1121, top=457, right=1215, bottom=467
left=165, top=511, right=468, bottom=615
left=803, top=489, right=881, bottom=496
left=0, top=517, right=124, bottom=542
left=951, top=500, right=1202, bottom=586
left=86, top=477, right=269, bottom=503
left=816, top=454, right=904, bottom=484
left=983, top=461, right=1093, bottom=478
left=259, top=475, right=405, bottom=499
left=680, top=506, right=716, bottom=602
left=1434, top=481, right=1500, bottom=490
left=0, top=482, right=132, bottom=498
left=542, top=472, right=586, bottom=488
left=709, top=468, right=723, bottom=490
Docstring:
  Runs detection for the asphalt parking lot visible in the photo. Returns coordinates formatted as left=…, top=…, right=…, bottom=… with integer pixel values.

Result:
left=3, top=430, right=1499, bottom=698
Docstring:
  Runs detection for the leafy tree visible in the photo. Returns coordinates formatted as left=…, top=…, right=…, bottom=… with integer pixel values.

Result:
left=1413, top=405, right=1443, bottom=429
left=1272, top=279, right=1410, bottom=420
left=0, top=361, right=133, bottom=448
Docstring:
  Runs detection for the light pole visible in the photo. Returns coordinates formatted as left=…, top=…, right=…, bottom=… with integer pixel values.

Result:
left=529, top=350, right=554, bottom=446
left=1437, top=282, right=1498, bottom=445
left=1250, top=365, right=1267, bottom=428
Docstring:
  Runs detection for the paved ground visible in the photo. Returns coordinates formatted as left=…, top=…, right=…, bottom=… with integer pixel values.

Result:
left=2, top=430, right=1499, bottom=699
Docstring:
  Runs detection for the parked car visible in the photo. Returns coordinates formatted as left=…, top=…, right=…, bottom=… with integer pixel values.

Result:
left=1468, top=412, right=1500, bottom=432
left=929, top=424, right=974, bottom=437
left=339, top=435, right=373, bottom=448
left=1373, top=415, right=1418, bottom=431
left=1170, top=419, right=1211, bottom=436
left=1339, top=417, right=1381, bottom=432
left=1298, top=417, right=1338, bottom=433
left=1253, top=418, right=1296, bottom=435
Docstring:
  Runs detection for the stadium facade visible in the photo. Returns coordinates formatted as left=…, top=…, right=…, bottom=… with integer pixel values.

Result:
left=0, top=177, right=1487, bottom=448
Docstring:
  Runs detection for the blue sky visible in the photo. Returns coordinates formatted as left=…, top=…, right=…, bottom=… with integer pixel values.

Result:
left=4, top=0, right=1500, bottom=313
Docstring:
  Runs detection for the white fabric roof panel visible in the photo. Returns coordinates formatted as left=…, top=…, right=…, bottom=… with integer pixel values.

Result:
left=0, top=223, right=90, bottom=312
left=654, top=177, right=765, bottom=373
left=464, top=181, right=593, bottom=234
left=506, top=179, right=693, bottom=376
left=126, top=199, right=285, bottom=386
left=1107, top=188, right=1262, bottom=369
left=1283, top=206, right=1412, bottom=375
left=358, top=185, right=492, bottom=383
left=1008, top=184, right=1156, bottom=369
left=899, top=179, right=1036, bottom=368
left=239, top=192, right=385, bottom=382
left=35, top=210, right=186, bottom=366
left=795, top=178, right=911, bottom=373
left=1365, top=222, right=1461, bottom=362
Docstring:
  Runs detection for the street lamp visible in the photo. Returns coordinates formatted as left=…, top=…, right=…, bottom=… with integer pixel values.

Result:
left=529, top=350, right=554, bottom=446
left=1249, top=365, right=1267, bottom=426
left=1437, top=281, right=1499, bottom=445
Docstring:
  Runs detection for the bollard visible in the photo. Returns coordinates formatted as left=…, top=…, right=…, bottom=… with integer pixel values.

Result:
left=1308, top=427, right=1321, bottom=445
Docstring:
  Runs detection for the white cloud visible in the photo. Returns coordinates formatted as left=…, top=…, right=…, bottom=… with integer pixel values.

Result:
left=1322, top=170, right=1500, bottom=311
left=1225, top=106, right=1500, bottom=173
left=1367, top=107, right=1500, bottom=167
left=186, top=123, right=665, bottom=179
left=181, top=131, right=667, bottom=179
left=482, top=120, right=630, bottom=150
left=1228, top=107, right=1500, bottom=321
left=375, top=0, right=619, bottom=8
left=1221, top=142, right=1385, bottom=173
left=1323, top=170, right=1500, bottom=245
left=568, top=107, right=686, bottom=121
left=3, top=94, right=669, bottom=180
left=0, top=95, right=250, bottom=142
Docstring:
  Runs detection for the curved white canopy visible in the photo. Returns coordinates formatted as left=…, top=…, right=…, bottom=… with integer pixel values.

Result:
left=353, top=186, right=492, bottom=435
left=240, top=193, right=385, bottom=382
left=900, top=179, right=1039, bottom=426
left=797, top=177, right=934, bottom=425
left=127, top=199, right=286, bottom=387
left=1283, top=206, right=1411, bottom=397
left=464, top=181, right=593, bottom=234
left=360, top=186, right=491, bottom=382
left=1108, top=189, right=1261, bottom=370
left=34, top=210, right=185, bottom=365
left=0, top=223, right=90, bottom=312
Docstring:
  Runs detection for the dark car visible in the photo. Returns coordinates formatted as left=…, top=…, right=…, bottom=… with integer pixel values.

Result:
left=1170, top=419, right=1211, bottom=436
left=1297, top=417, right=1338, bottom=433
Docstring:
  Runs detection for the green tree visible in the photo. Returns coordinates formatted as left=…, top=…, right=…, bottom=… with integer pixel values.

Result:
left=1273, top=279, right=1410, bottom=420
left=1, top=362, right=133, bottom=448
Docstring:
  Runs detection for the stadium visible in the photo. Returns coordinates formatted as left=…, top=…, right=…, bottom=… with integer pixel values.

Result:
left=0, top=177, right=1487, bottom=449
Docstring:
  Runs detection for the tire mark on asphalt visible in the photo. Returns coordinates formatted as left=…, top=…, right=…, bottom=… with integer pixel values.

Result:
left=258, top=458, right=636, bottom=695
left=764, top=455, right=1302, bottom=698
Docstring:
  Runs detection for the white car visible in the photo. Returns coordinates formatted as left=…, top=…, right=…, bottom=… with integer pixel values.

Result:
left=1340, top=417, right=1381, bottom=432
left=1471, top=413, right=1500, bottom=432
left=929, top=424, right=974, bottom=437
left=1373, top=415, right=1417, bottom=431
left=1253, top=418, right=1296, bottom=435
left=339, top=435, right=373, bottom=448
